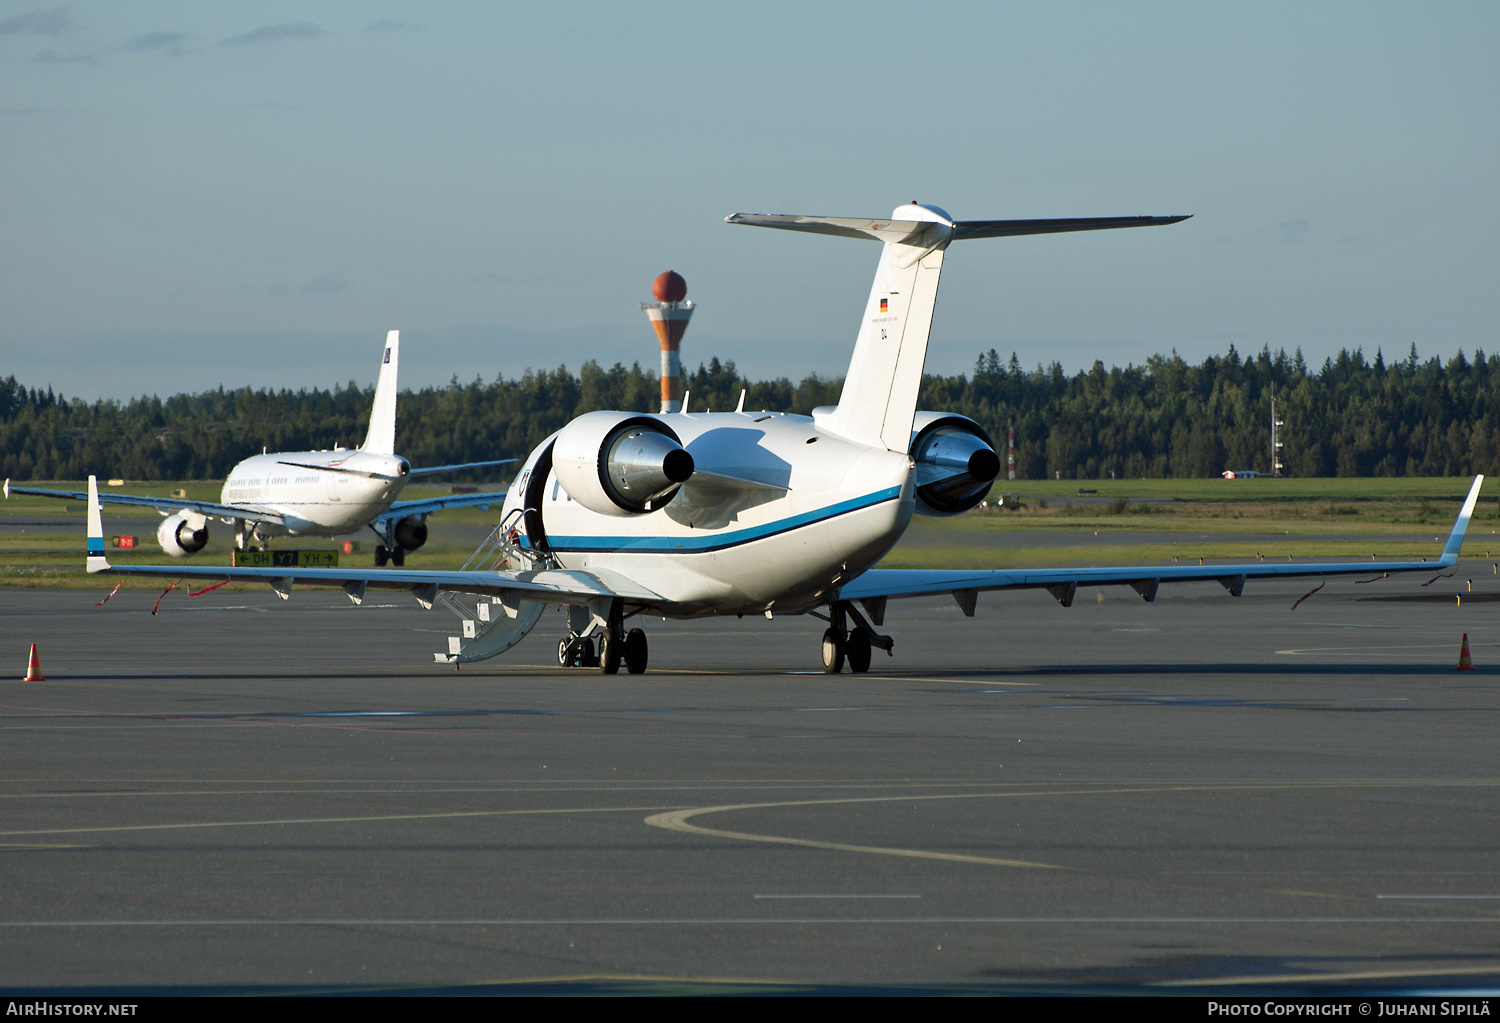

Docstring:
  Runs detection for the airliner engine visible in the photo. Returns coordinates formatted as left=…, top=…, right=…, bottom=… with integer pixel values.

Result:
left=551, top=411, right=695, bottom=515
left=393, top=515, right=428, bottom=551
left=909, top=413, right=1001, bottom=516
left=156, top=510, right=209, bottom=557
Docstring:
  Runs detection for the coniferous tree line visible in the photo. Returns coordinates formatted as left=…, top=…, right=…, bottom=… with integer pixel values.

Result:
left=2, top=344, right=1497, bottom=481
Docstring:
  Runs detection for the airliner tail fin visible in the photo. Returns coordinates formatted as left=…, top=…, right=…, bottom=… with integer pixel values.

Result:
left=361, top=330, right=399, bottom=454
left=727, top=206, right=1188, bottom=452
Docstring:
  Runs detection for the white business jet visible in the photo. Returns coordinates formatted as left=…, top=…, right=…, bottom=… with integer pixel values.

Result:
left=13, top=331, right=509, bottom=565
left=80, top=204, right=1484, bottom=673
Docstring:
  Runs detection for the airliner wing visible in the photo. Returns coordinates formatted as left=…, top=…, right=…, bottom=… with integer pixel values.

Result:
left=386, top=491, right=508, bottom=517
left=408, top=459, right=517, bottom=476
left=80, top=477, right=654, bottom=606
left=838, top=476, right=1483, bottom=609
left=5, top=481, right=285, bottom=525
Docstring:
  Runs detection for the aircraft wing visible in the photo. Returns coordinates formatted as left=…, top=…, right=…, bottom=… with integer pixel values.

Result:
left=408, top=458, right=518, bottom=476
left=838, top=476, right=1483, bottom=608
left=80, top=477, right=654, bottom=606
left=385, top=491, right=508, bottom=517
left=5, top=480, right=285, bottom=525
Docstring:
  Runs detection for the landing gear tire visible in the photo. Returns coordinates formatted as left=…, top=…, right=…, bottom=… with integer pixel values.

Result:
left=391, top=548, right=405, bottom=566
left=821, top=628, right=845, bottom=674
left=374, top=545, right=389, bottom=567
left=623, top=628, right=648, bottom=674
left=599, top=628, right=621, bottom=675
left=846, top=627, right=872, bottom=673
left=559, top=636, right=598, bottom=668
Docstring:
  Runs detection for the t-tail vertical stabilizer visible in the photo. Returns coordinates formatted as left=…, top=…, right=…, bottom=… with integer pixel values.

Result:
left=361, top=330, right=400, bottom=455
left=726, top=206, right=1191, bottom=452
left=836, top=204, right=953, bottom=451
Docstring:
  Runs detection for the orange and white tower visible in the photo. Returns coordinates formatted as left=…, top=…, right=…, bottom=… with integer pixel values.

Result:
left=642, top=271, right=694, bottom=413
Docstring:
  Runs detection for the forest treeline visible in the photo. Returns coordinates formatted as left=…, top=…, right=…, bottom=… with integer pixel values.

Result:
left=3, top=344, right=1499, bottom=481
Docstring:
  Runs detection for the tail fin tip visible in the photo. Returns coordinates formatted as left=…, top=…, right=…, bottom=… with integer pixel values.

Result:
left=361, top=329, right=399, bottom=454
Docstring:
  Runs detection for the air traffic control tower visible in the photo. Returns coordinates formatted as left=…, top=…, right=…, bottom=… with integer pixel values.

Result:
left=642, top=271, right=694, bottom=413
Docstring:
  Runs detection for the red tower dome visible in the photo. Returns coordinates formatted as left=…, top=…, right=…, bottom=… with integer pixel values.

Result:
left=652, top=270, right=687, bottom=303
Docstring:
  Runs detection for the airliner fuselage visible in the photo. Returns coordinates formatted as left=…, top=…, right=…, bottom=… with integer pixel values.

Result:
left=502, top=409, right=917, bottom=617
left=222, top=450, right=411, bottom=537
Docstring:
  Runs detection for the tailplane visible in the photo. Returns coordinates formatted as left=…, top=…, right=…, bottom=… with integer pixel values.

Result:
left=361, top=330, right=400, bottom=454
left=727, top=205, right=1188, bottom=452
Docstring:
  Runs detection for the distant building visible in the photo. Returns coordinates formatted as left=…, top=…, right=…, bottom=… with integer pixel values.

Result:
left=1221, top=470, right=1261, bottom=479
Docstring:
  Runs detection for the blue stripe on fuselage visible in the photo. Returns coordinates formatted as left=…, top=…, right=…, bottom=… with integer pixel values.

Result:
left=538, top=486, right=903, bottom=555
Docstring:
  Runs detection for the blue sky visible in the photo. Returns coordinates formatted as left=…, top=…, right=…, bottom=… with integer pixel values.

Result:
left=2, top=1, right=1496, bottom=399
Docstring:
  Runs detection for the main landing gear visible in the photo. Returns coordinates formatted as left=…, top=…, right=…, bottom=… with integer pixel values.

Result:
left=558, top=602, right=648, bottom=674
left=373, top=545, right=405, bottom=567
left=818, top=601, right=893, bottom=674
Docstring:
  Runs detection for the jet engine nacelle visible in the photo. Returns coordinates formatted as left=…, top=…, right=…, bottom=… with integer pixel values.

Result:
left=157, top=510, right=209, bottom=557
left=393, top=515, right=428, bottom=551
left=909, top=412, right=1001, bottom=517
left=551, top=410, right=694, bottom=516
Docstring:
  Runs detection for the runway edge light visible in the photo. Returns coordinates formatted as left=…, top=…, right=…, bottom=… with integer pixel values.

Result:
left=22, top=643, right=44, bottom=681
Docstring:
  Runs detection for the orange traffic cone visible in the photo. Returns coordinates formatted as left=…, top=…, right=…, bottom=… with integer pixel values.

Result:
left=1457, top=634, right=1475, bottom=672
left=22, top=643, right=44, bottom=681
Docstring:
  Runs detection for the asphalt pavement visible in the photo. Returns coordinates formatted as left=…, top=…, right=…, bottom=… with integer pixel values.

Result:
left=1, top=575, right=1498, bottom=994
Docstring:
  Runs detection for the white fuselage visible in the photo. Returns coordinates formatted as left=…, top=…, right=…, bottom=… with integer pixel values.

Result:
left=501, top=410, right=916, bottom=617
left=222, top=450, right=410, bottom=536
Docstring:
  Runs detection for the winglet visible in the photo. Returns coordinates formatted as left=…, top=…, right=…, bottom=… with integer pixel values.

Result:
left=361, top=330, right=399, bottom=455
left=86, top=475, right=110, bottom=573
left=1440, top=475, right=1483, bottom=564
left=3, top=478, right=9, bottom=499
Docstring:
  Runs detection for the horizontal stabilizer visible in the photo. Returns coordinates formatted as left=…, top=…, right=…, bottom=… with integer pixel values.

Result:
left=277, top=460, right=402, bottom=481
left=725, top=213, right=938, bottom=243
left=951, top=215, right=1190, bottom=239
left=727, top=212, right=1190, bottom=242
left=729, top=203, right=1191, bottom=453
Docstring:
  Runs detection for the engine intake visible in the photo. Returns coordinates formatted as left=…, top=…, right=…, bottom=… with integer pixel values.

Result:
left=157, top=510, right=208, bottom=557
left=909, top=413, right=1000, bottom=516
left=552, top=411, right=693, bottom=515
left=393, top=515, right=428, bottom=551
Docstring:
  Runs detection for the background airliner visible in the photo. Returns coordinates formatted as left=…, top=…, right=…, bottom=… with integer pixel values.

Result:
left=12, top=332, right=510, bottom=566
left=77, top=204, right=1484, bottom=672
